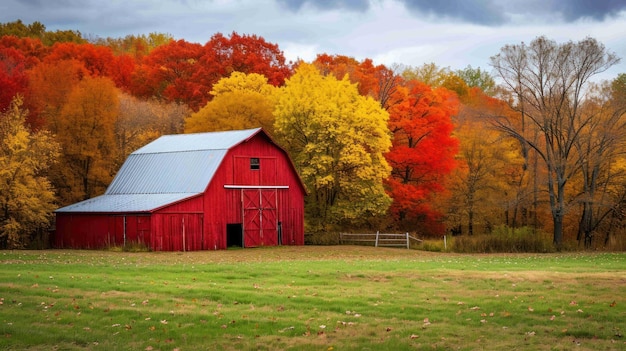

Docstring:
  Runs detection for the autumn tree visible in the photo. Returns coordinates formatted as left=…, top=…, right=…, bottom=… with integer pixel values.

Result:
left=274, top=63, right=392, bottom=231
left=313, top=54, right=402, bottom=107
left=571, top=81, right=626, bottom=247
left=0, top=20, right=85, bottom=45
left=116, top=93, right=189, bottom=167
left=491, top=36, right=620, bottom=249
left=385, top=80, right=459, bottom=233
left=0, top=46, right=28, bottom=112
left=445, top=89, right=525, bottom=235
left=51, top=76, right=120, bottom=205
left=130, top=39, right=206, bottom=109
left=455, top=65, right=496, bottom=96
left=0, top=36, right=48, bottom=66
left=198, top=32, right=292, bottom=88
left=0, top=97, right=59, bottom=249
left=25, top=59, right=87, bottom=129
left=94, top=32, right=173, bottom=59
left=185, top=72, right=276, bottom=134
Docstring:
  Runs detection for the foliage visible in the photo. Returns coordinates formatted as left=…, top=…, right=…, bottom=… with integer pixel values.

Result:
left=0, top=46, right=28, bottom=112
left=131, top=32, right=292, bottom=111
left=1, top=248, right=625, bottom=350
left=385, top=80, right=459, bottom=233
left=185, top=72, right=277, bottom=134
left=455, top=65, right=496, bottom=96
left=25, top=59, right=87, bottom=129
left=93, top=32, right=174, bottom=59
left=313, top=54, right=402, bottom=107
left=52, top=76, right=120, bottom=205
left=274, top=63, right=392, bottom=231
left=0, top=19, right=85, bottom=45
left=0, top=97, right=59, bottom=249
left=116, top=93, right=189, bottom=167
left=444, top=88, right=525, bottom=236
left=491, top=36, right=621, bottom=249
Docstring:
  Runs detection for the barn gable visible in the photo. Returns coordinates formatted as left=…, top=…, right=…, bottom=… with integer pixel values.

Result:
left=54, top=128, right=305, bottom=251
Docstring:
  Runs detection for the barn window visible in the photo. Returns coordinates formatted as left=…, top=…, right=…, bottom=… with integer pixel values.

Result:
left=250, top=158, right=260, bottom=170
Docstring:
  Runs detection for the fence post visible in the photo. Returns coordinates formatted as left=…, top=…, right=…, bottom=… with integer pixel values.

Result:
left=406, top=232, right=409, bottom=249
left=444, top=235, right=447, bottom=250
left=375, top=231, right=379, bottom=247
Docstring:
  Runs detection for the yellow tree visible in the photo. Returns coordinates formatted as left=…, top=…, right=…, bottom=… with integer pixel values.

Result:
left=274, top=63, right=392, bottom=231
left=185, top=72, right=276, bottom=134
left=0, top=97, right=59, bottom=249
left=52, top=76, right=120, bottom=205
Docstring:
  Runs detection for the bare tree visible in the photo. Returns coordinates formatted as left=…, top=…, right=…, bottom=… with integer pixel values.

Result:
left=490, top=36, right=619, bottom=249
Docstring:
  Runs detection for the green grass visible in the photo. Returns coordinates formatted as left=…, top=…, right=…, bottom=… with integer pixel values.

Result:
left=1, top=246, right=625, bottom=350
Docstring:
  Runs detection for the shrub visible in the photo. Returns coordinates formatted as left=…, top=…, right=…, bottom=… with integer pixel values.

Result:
left=451, top=226, right=555, bottom=253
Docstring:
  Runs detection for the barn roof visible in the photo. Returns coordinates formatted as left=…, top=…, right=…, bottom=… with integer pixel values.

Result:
left=56, top=128, right=263, bottom=213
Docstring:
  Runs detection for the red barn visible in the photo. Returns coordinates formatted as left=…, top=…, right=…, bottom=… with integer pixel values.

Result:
left=54, top=128, right=306, bottom=251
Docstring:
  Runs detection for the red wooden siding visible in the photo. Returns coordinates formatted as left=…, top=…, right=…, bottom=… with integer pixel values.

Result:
left=55, top=214, right=151, bottom=249
left=202, top=133, right=305, bottom=249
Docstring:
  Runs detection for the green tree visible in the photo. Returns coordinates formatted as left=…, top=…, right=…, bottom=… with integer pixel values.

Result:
left=274, top=63, right=392, bottom=231
left=455, top=65, right=496, bottom=96
left=0, top=97, right=59, bottom=249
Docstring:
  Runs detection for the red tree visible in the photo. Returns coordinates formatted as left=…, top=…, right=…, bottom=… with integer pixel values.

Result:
left=385, top=80, right=459, bottom=233
left=0, top=47, right=28, bottom=112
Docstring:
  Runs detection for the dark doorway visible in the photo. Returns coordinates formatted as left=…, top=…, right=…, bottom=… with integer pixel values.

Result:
left=226, top=223, right=243, bottom=247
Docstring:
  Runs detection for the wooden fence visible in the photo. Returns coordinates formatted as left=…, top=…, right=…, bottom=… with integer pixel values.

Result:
left=339, top=231, right=422, bottom=249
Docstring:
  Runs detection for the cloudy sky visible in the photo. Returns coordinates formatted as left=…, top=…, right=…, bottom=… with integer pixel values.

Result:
left=2, top=0, right=625, bottom=81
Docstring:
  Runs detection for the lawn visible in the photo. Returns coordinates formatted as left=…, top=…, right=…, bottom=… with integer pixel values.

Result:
left=1, top=246, right=625, bottom=350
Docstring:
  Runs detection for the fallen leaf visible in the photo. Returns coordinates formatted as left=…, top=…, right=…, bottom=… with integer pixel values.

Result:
left=410, top=334, right=419, bottom=339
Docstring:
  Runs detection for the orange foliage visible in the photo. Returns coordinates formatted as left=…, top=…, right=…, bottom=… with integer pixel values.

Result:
left=0, top=46, right=28, bottom=112
left=385, top=80, right=460, bottom=233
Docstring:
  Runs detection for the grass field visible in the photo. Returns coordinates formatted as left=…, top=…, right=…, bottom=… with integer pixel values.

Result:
left=1, top=246, right=625, bottom=350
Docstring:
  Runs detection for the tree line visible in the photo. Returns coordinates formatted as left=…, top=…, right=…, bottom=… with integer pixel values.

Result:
left=0, top=20, right=624, bottom=250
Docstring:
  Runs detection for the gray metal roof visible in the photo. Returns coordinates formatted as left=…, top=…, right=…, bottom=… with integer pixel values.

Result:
left=133, top=128, right=261, bottom=154
left=106, top=150, right=227, bottom=194
left=56, top=128, right=263, bottom=213
left=55, top=193, right=199, bottom=213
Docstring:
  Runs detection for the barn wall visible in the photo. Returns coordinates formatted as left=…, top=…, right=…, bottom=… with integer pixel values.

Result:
left=203, top=134, right=305, bottom=249
left=151, top=195, right=204, bottom=251
left=54, top=214, right=151, bottom=249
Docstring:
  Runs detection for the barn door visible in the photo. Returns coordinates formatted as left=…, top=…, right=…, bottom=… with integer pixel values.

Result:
left=242, top=189, right=277, bottom=247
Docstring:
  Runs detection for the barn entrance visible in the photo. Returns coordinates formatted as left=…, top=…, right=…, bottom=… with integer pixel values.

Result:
left=242, top=188, right=277, bottom=247
left=225, top=186, right=288, bottom=248
left=226, top=223, right=243, bottom=247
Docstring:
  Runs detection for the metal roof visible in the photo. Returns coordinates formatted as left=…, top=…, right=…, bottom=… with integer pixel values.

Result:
left=55, top=193, right=199, bottom=213
left=106, top=150, right=227, bottom=194
left=133, top=128, right=261, bottom=154
left=56, top=128, right=263, bottom=213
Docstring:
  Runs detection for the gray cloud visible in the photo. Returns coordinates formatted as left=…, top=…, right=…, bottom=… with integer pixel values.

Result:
left=398, top=0, right=506, bottom=25
left=276, top=0, right=370, bottom=12
left=547, top=0, right=626, bottom=21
